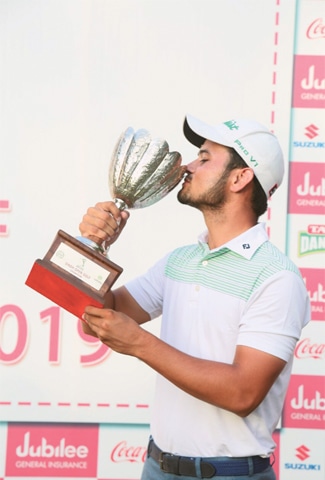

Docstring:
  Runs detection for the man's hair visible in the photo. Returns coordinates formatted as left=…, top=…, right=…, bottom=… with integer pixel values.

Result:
left=227, top=148, right=268, bottom=217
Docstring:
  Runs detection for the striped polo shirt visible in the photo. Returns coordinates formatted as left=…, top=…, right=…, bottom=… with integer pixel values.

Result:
left=126, top=223, right=310, bottom=458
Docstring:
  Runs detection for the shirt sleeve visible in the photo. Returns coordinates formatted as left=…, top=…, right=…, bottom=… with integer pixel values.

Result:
left=125, top=254, right=169, bottom=320
left=237, top=270, right=311, bottom=362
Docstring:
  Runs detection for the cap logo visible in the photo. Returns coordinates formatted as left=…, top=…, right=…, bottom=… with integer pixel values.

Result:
left=234, top=139, right=259, bottom=167
left=224, top=120, right=239, bottom=131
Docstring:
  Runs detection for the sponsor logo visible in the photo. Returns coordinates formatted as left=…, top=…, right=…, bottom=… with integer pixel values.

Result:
left=293, top=124, right=325, bottom=149
left=305, top=124, right=319, bottom=139
left=292, top=55, right=325, bottom=109
left=110, top=440, right=147, bottom=464
left=298, top=224, right=325, bottom=257
left=296, top=445, right=310, bottom=461
left=300, top=268, right=325, bottom=321
left=291, top=385, right=325, bottom=410
left=289, top=163, right=325, bottom=215
left=284, top=445, right=321, bottom=472
left=224, top=120, right=239, bottom=131
left=295, top=338, right=325, bottom=360
left=306, top=18, right=325, bottom=39
left=283, top=375, right=325, bottom=429
left=233, top=138, right=259, bottom=167
left=5, top=423, right=98, bottom=477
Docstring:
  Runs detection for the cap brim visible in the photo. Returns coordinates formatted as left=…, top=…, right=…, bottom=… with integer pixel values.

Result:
left=183, top=114, right=233, bottom=149
left=183, top=116, right=205, bottom=147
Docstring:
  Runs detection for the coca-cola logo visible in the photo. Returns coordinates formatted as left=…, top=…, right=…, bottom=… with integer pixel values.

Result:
left=307, top=18, right=325, bottom=39
left=110, top=440, right=147, bottom=464
left=295, top=338, right=325, bottom=359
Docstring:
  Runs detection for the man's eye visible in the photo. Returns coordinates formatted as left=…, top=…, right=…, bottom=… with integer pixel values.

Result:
left=200, top=158, right=208, bottom=163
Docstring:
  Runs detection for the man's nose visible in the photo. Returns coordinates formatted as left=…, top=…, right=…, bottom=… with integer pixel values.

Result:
left=186, top=158, right=199, bottom=173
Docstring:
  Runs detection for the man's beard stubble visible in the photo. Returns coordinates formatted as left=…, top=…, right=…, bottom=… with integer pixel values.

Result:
left=177, top=167, right=230, bottom=212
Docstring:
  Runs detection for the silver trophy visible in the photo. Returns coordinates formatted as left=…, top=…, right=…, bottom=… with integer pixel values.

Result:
left=26, top=127, right=186, bottom=318
left=77, top=126, right=186, bottom=254
left=109, top=126, right=185, bottom=210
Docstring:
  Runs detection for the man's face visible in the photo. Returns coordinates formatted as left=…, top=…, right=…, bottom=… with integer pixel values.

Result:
left=177, top=140, right=232, bottom=211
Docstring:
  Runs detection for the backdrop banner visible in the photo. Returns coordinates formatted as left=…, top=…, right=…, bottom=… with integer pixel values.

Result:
left=0, top=0, right=324, bottom=478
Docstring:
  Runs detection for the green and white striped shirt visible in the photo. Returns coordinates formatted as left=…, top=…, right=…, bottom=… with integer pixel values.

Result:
left=126, top=223, right=310, bottom=458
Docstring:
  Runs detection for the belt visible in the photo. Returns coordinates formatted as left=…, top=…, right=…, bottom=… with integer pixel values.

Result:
left=147, top=439, right=270, bottom=478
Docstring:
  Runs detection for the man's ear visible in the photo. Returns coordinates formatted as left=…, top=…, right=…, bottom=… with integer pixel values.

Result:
left=230, top=168, right=255, bottom=193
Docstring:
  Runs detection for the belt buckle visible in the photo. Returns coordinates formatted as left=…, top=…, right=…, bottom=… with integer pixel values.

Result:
left=158, top=451, right=168, bottom=472
left=159, top=451, right=179, bottom=474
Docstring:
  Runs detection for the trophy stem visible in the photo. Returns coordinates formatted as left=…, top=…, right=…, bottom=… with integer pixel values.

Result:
left=75, top=198, right=127, bottom=257
left=114, top=198, right=128, bottom=210
left=75, top=236, right=106, bottom=256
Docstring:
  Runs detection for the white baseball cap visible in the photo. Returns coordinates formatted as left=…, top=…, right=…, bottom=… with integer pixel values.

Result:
left=183, top=114, right=285, bottom=198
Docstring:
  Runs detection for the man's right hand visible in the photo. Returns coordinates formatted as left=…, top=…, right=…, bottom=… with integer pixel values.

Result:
left=79, top=201, right=130, bottom=249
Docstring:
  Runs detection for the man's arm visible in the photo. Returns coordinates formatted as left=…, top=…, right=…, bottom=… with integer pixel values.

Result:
left=137, top=334, right=286, bottom=417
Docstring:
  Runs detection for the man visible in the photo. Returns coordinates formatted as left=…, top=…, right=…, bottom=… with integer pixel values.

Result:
left=80, top=115, right=310, bottom=480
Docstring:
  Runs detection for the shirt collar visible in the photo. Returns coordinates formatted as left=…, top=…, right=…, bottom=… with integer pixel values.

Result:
left=198, top=223, right=269, bottom=260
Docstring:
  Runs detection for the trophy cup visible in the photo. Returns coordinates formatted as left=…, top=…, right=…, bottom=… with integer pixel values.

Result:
left=25, top=127, right=185, bottom=319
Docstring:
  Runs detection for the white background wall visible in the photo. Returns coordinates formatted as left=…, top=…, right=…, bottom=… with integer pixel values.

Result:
left=1, top=1, right=323, bottom=479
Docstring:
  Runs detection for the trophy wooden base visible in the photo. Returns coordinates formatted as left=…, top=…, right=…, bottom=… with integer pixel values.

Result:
left=25, top=230, right=123, bottom=319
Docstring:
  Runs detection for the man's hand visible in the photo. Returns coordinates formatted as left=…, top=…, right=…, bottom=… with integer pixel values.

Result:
left=82, top=305, right=148, bottom=357
left=79, top=201, right=129, bottom=248
left=81, top=285, right=151, bottom=339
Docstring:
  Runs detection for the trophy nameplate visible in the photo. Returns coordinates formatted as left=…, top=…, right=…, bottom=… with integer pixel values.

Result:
left=25, top=126, right=185, bottom=318
left=25, top=230, right=123, bottom=319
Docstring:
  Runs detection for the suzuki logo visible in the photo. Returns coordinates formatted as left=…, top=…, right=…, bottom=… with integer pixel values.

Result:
left=296, top=445, right=310, bottom=461
left=305, top=124, right=319, bottom=139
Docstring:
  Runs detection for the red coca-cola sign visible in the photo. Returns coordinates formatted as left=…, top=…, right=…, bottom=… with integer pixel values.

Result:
left=295, top=338, right=325, bottom=359
left=110, top=440, right=147, bottom=464
left=306, top=18, right=325, bottom=39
